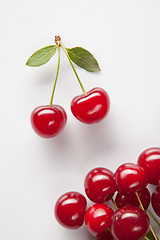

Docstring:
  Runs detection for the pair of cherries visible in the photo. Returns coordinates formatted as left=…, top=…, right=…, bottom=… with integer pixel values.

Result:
left=31, top=87, right=110, bottom=138
left=54, top=147, right=160, bottom=240
left=27, top=36, right=110, bottom=138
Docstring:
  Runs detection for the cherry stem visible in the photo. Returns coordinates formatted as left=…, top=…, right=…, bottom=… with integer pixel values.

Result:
left=144, top=236, right=150, bottom=240
left=50, top=45, right=60, bottom=106
left=111, top=197, right=118, bottom=210
left=147, top=209, right=160, bottom=228
left=135, top=192, right=144, bottom=210
left=60, top=42, right=87, bottom=95
left=135, top=192, right=158, bottom=240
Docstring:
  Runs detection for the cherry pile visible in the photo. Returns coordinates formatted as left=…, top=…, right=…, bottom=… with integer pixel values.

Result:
left=26, top=36, right=110, bottom=138
left=54, top=147, right=160, bottom=240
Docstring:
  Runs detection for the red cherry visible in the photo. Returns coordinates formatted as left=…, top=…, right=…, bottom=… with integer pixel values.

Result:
left=31, top=105, right=67, bottom=138
left=85, top=203, right=114, bottom=237
left=97, top=229, right=115, bottom=240
left=137, top=147, right=160, bottom=185
left=151, top=186, right=160, bottom=217
left=71, top=87, right=110, bottom=124
left=84, top=167, right=116, bottom=203
left=115, top=187, right=150, bottom=210
left=111, top=206, right=150, bottom=240
left=114, top=163, right=148, bottom=194
left=54, top=191, right=87, bottom=229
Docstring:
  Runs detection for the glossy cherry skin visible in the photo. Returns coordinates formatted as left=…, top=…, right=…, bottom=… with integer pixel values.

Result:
left=151, top=187, right=160, bottom=217
left=114, top=163, right=148, bottom=195
left=71, top=87, right=110, bottom=124
left=111, top=206, right=150, bottom=240
left=84, top=168, right=117, bottom=203
left=115, top=187, right=150, bottom=210
left=85, top=203, right=114, bottom=237
left=31, top=105, right=67, bottom=138
left=54, top=191, right=87, bottom=229
left=137, top=147, right=160, bottom=185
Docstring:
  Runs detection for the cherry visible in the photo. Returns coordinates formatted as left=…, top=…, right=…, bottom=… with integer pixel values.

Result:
left=151, top=186, right=160, bottom=217
left=71, top=87, right=110, bottom=124
left=114, top=163, right=148, bottom=194
left=115, top=187, right=150, bottom=210
left=85, top=203, right=114, bottom=237
left=137, top=147, right=160, bottom=185
left=54, top=191, right=87, bottom=229
left=84, top=167, right=117, bottom=203
left=31, top=105, right=67, bottom=138
left=111, top=206, right=150, bottom=240
left=97, top=230, right=115, bottom=240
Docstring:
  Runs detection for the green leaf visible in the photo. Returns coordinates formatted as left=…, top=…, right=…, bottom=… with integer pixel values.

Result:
left=26, top=45, right=57, bottom=67
left=66, top=47, right=100, bottom=72
left=145, top=231, right=159, bottom=240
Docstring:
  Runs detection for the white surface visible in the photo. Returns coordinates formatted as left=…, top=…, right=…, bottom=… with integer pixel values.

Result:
left=0, top=0, right=160, bottom=239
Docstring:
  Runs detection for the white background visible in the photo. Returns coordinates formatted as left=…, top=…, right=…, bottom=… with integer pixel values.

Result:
left=0, top=0, right=160, bottom=239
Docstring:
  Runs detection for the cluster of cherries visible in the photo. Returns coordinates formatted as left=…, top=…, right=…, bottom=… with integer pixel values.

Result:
left=29, top=36, right=110, bottom=138
left=54, top=147, right=160, bottom=240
